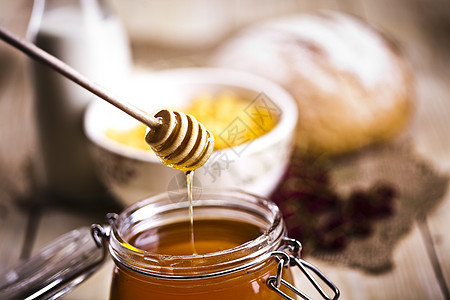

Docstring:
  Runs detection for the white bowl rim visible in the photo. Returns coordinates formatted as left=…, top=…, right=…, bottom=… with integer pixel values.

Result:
left=84, top=67, right=298, bottom=164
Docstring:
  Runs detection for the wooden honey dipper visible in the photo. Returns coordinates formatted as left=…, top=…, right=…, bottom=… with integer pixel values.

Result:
left=0, top=26, right=214, bottom=171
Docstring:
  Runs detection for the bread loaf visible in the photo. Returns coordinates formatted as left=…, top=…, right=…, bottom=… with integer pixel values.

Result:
left=210, top=12, right=414, bottom=156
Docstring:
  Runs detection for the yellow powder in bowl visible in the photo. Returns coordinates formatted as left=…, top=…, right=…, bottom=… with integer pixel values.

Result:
left=106, top=124, right=151, bottom=151
left=106, top=92, right=278, bottom=151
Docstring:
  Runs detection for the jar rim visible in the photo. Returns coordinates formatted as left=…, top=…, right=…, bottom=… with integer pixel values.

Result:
left=108, top=188, right=285, bottom=279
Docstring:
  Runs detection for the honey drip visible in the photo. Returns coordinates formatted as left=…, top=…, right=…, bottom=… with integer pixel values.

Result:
left=186, top=170, right=197, bottom=255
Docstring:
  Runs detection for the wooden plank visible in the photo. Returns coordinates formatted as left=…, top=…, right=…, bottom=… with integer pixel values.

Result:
left=410, top=71, right=450, bottom=173
left=292, top=222, right=445, bottom=299
left=382, top=0, right=450, bottom=295
left=421, top=68, right=450, bottom=295
left=424, top=194, right=450, bottom=299
left=413, top=27, right=450, bottom=294
left=356, top=1, right=450, bottom=297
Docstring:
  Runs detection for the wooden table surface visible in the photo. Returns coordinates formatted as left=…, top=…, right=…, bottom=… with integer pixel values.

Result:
left=1, top=0, right=449, bottom=299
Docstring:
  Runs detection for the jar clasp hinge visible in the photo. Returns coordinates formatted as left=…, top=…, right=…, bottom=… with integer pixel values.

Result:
left=267, top=237, right=340, bottom=300
left=91, top=213, right=117, bottom=251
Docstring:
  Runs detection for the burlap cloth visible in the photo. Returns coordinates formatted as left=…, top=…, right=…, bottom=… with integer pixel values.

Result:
left=272, top=138, right=449, bottom=273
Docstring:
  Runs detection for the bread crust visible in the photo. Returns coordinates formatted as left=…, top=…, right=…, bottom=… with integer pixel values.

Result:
left=210, top=12, right=415, bottom=156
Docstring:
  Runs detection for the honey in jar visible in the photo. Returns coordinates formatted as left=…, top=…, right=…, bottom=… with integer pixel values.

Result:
left=107, top=189, right=296, bottom=300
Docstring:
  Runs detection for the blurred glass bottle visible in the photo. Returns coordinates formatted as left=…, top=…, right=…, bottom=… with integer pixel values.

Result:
left=28, top=0, right=132, bottom=203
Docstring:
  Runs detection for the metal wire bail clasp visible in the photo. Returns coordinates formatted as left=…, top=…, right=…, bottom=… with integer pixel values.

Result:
left=91, top=213, right=117, bottom=250
left=267, top=238, right=340, bottom=300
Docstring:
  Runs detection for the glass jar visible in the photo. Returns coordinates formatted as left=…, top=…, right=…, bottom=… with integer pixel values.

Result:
left=27, top=0, right=132, bottom=202
left=0, top=189, right=339, bottom=299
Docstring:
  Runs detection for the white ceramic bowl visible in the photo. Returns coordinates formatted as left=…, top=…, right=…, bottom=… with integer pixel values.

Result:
left=84, top=68, right=298, bottom=206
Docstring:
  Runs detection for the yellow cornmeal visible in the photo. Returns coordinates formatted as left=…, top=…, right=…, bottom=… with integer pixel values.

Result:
left=106, top=92, right=278, bottom=151
left=106, top=124, right=151, bottom=151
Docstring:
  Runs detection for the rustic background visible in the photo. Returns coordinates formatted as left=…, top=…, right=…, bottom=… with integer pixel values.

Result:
left=1, top=0, right=449, bottom=299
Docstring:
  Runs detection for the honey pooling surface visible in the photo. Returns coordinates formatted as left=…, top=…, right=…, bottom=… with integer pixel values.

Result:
left=128, top=219, right=264, bottom=256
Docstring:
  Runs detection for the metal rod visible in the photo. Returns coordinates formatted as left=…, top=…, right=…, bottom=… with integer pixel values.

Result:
left=0, top=26, right=162, bottom=128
